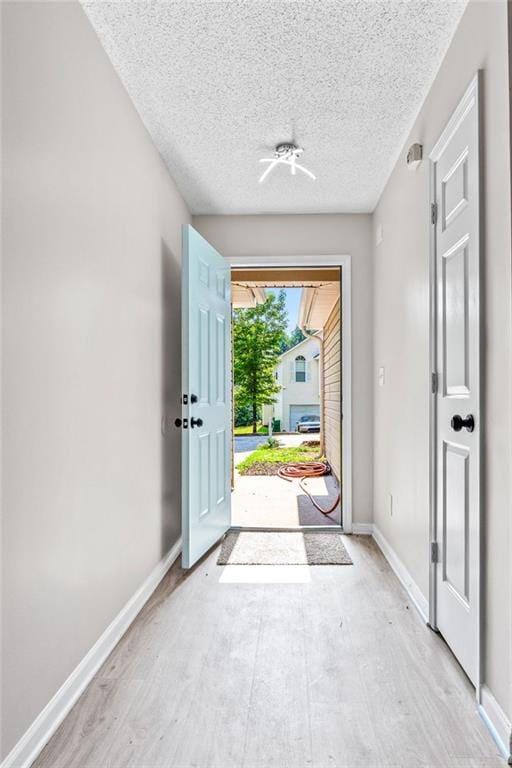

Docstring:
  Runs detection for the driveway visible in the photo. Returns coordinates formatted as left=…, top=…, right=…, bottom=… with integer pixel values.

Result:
left=233, top=432, right=311, bottom=462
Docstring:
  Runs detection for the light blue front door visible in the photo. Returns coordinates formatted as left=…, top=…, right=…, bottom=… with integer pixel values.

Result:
left=181, top=226, right=231, bottom=568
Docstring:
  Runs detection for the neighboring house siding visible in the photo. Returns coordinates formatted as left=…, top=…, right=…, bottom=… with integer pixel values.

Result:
left=266, top=337, right=320, bottom=431
left=323, top=299, right=341, bottom=482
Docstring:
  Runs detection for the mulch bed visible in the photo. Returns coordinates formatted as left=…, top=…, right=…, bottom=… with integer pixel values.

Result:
left=238, top=462, right=288, bottom=476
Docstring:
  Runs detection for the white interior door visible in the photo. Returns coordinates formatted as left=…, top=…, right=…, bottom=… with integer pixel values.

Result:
left=431, top=75, right=480, bottom=685
left=181, top=225, right=231, bottom=568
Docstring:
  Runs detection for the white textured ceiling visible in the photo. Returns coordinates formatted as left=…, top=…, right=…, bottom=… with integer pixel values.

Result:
left=82, top=0, right=467, bottom=214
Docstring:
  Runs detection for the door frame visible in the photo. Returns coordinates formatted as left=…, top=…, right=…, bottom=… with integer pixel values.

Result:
left=226, top=253, right=353, bottom=533
left=428, top=72, right=483, bottom=699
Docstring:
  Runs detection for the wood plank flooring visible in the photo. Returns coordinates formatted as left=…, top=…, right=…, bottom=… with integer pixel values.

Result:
left=34, top=536, right=504, bottom=768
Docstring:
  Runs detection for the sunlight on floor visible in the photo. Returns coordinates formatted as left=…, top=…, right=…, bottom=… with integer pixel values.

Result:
left=218, top=564, right=312, bottom=583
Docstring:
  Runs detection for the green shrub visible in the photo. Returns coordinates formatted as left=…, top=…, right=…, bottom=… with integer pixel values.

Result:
left=262, top=437, right=280, bottom=449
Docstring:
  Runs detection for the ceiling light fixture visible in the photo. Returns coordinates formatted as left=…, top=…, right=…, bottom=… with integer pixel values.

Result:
left=258, top=143, right=316, bottom=184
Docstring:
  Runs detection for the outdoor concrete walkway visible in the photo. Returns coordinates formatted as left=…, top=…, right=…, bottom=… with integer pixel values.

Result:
left=231, top=473, right=341, bottom=527
left=232, top=432, right=340, bottom=528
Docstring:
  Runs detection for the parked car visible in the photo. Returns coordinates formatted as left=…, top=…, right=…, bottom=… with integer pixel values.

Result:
left=296, top=414, right=321, bottom=433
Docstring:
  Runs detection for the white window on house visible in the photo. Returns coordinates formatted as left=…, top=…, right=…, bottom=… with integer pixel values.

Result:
left=295, top=355, right=306, bottom=382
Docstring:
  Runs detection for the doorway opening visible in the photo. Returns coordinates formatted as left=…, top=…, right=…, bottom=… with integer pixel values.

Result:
left=180, top=232, right=351, bottom=567
left=230, top=265, right=345, bottom=530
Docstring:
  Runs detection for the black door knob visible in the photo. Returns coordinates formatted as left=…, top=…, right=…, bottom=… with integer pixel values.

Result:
left=190, top=417, right=203, bottom=429
left=451, top=414, right=475, bottom=433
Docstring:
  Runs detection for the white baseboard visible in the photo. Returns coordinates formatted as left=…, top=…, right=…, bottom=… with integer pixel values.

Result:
left=478, top=684, right=512, bottom=763
left=1, top=538, right=182, bottom=768
left=351, top=522, right=373, bottom=535
left=372, top=525, right=429, bottom=623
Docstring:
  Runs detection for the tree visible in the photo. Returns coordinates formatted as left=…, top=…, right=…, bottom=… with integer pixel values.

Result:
left=233, top=291, right=288, bottom=433
left=285, top=326, right=306, bottom=351
left=234, top=401, right=259, bottom=427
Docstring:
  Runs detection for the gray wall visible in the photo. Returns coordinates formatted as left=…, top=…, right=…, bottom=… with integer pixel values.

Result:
left=193, top=214, right=374, bottom=525
left=372, top=0, right=512, bottom=718
left=1, top=1, right=190, bottom=756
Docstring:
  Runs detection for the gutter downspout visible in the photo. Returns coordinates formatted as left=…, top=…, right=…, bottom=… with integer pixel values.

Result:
left=299, top=288, right=325, bottom=455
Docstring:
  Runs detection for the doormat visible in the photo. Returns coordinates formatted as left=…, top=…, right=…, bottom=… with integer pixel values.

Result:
left=217, top=530, right=353, bottom=566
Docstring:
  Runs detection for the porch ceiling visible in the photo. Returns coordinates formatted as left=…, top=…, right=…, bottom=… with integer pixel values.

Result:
left=299, top=283, right=340, bottom=331
left=231, top=268, right=340, bottom=285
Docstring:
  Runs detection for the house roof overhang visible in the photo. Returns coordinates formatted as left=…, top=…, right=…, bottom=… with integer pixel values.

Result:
left=298, top=281, right=340, bottom=331
left=278, top=334, right=320, bottom=361
left=232, top=284, right=267, bottom=308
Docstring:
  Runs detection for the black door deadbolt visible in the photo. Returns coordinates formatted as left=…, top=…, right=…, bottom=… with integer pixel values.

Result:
left=451, top=414, right=475, bottom=433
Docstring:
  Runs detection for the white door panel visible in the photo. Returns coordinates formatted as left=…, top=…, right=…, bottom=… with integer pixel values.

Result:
left=181, top=226, right=231, bottom=568
left=431, top=75, right=480, bottom=685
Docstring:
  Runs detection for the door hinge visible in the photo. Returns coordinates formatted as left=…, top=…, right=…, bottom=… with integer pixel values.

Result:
left=431, top=372, right=438, bottom=394
left=431, top=202, right=438, bottom=225
left=431, top=542, right=439, bottom=563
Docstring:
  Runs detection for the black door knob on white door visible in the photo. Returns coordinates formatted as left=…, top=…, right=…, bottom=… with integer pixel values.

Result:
left=190, top=417, right=203, bottom=429
left=451, top=414, right=475, bottom=433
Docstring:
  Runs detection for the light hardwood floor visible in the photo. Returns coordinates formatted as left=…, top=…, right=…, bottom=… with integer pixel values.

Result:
left=34, top=535, right=503, bottom=768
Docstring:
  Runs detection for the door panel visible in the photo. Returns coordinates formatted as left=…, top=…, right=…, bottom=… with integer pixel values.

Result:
left=442, top=441, right=469, bottom=603
left=182, top=225, right=231, bottom=568
left=441, top=148, right=469, bottom=229
left=431, top=76, right=480, bottom=685
left=442, top=237, right=469, bottom=396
